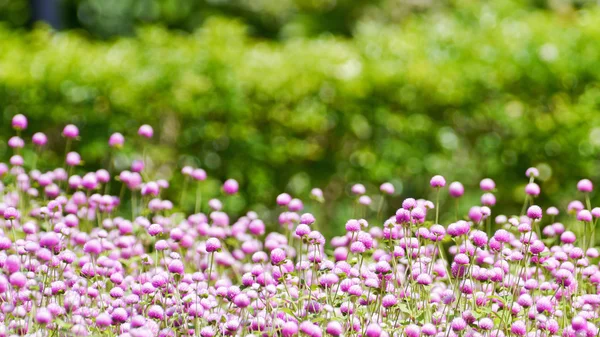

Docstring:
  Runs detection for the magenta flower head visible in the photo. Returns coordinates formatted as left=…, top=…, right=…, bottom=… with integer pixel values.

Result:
left=451, top=317, right=467, bottom=332
left=365, top=323, right=381, bottom=337
left=526, top=167, right=539, bottom=178
left=10, top=155, right=24, bottom=166
left=131, top=160, right=144, bottom=173
left=511, top=320, right=527, bottom=336
left=192, top=168, right=207, bottom=181
left=547, top=206, right=559, bottom=216
left=8, top=136, right=24, bottom=149
left=380, top=182, right=395, bottom=195
left=468, top=206, right=483, bottom=223
left=138, top=124, right=154, bottom=138
left=561, top=231, right=576, bottom=244
left=481, top=193, right=496, bottom=206
left=12, top=114, right=27, bottom=130
left=578, top=179, right=593, bottom=193
left=277, top=193, right=292, bottom=206
left=270, top=248, right=286, bottom=265
left=62, top=124, right=79, bottom=138
left=402, top=198, right=416, bottom=210
left=480, top=178, right=495, bottom=191
left=592, top=207, right=600, bottom=218
left=205, top=238, right=221, bottom=253
left=525, top=183, right=540, bottom=197
left=568, top=200, right=585, bottom=214
left=300, top=213, right=316, bottom=225
left=326, top=322, right=343, bottom=336
left=358, top=195, right=372, bottom=205
left=449, top=182, right=464, bottom=198
left=66, top=152, right=81, bottom=166
left=288, top=198, right=304, bottom=211
left=577, top=210, right=593, bottom=222
left=311, top=188, right=324, bottom=202
left=351, top=183, right=366, bottom=195
left=148, top=224, right=163, bottom=236
left=168, top=259, right=184, bottom=275
left=4, top=207, right=20, bottom=220
left=32, top=132, right=48, bottom=146
left=430, top=175, right=446, bottom=188
left=404, top=324, right=421, bottom=337
left=108, top=133, right=125, bottom=148
left=527, top=205, right=543, bottom=220
left=223, top=179, right=239, bottom=195
left=281, top=322, right=299, bottom=337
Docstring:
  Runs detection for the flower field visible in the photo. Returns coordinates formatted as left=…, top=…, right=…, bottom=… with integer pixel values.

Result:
left=0, top=114, right=598, bottom=337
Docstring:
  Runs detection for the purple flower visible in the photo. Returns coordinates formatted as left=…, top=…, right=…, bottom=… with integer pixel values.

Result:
left=578, top=179, right=593, bottom=193
left=138, top=124, right=154, bottom=138
left=527, top=205, right=543, bottom=219
left=12, top=114, right=27, bottom=130
left=449, top=181, right=464, bottom=197
left=430, top=175, right=446, bottom=188
left=380, top=182, right=395, bottom=195
left=223, top=179, right=239, bottom=195
left=480, top=178, right=495, bottom=191
left=205, top=238, right=221, bottom=253
left=63, top=124, right=79, bottom=138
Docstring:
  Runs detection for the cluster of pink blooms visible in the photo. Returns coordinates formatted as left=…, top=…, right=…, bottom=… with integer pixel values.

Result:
left=1, top=114, right=600, bottom=337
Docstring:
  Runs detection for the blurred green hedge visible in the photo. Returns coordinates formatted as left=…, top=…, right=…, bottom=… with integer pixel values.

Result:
left=2, top=1, right=600, bottom=235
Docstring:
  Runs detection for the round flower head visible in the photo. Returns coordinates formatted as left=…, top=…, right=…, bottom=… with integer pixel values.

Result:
left=451, top=317, right=467, bottom=331
left=547, top=206, right=559, bottom=216
left=191, top=168, right=207, bottom=181
left=311, top=188, right=324, bottom=200
left=481, top=193, right=496, bottom=206
left=380, top=182, right=395, bottom=195
left=270, top=248, right=286, bottom=265
left=592, top=207, right=600, bottom=218
left=138, top=124, right=154, bottom=138
left=288, top=198, right=303, bottom=211
left=300, top=213, right=316, bottom=225
left=561, top=231, right=576, bottom=244
left=527, top=205, right=542, bottom=220
left=277, top=193, right=292, bottom=206
left=430, top=175, right=446, bottom=188
left=480, top=178, right=495, bottom=191
left=404, top=324, right=421, bottom=337
left=568, top=200, right=585, bottom=213
left=205, top=238, right=221, bottom=253
left=10, top=155, right=24, bottom=166
left=223, top=179, right=239, bottom=195
left=32, top=132, right=48, bottom=146
left=12, top=114, right=27, bottom=130
left=8, top=136, right=24, bottom=149
left=66, top=152, right=81, bottom=166
left=62, top=124, right=79, bottom=138
left=108, top=133, right=125, bottom=148
left=448, top=181, right=464, bottom=198
left=282, top=322, right=298, bottom=337
left=402, top=198, right=416, bottom=210
left=511, top=320, right=526, bottom=336
left=468, top=206, right=483, bottom=223
left=365, top=323, right=381, bottom=337
left=326, top=322, right=343, bottom=336
left=351, top=184, right=366, bottom=195
left=358, top=195, right=372, bottom=205
left=4, top=207, right=20, bottom=220
left=525, top=183, right=540, bottom=196
left=578, top=179, right=593, bottom=193
left=526, top=167, right=539, bottom=178
left=578, top=210, right=593, bottom=222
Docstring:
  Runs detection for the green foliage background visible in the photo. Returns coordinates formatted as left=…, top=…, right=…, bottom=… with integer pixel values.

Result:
left=2, top=0, right=600, bottom=236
